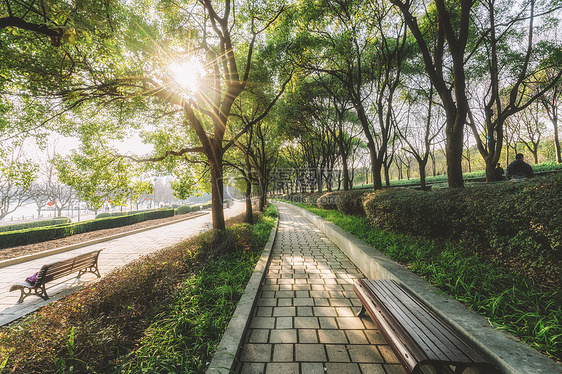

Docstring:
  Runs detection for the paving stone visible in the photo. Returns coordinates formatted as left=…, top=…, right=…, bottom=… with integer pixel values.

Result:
left=298, top=329, right=319, bottom=343
left=294, top=343, right=327, bottom=362
left=272, top=316, right=291, bottom=329
left=294, top=316, right=320, bottom=329
left=256, top=298, right=277, bottom=307
left=277, top=298, right=292, bottom=307
left=313, top=306, right=338, bottom=316
left=336, top=317, right=365, bottom=330
left=358, top=364, right=388, bottom=374
left=293, top=298, right=314, bottom=307
left=250, top=317, right=276, bottom=329
left=297, top=306, right=314, bottom=316
left=249, top=329, right=270, bottom=343
left=326, top=344, right=351, bottom=362
left=272, top=344, right=293, bottom=362
left=318, top=329, right=349, bottom=344
left=345, top=330, right=369, bottom=345
left=265, top=362, right=299, bottom=374
left=347, top=345, right=384, bottom=363
left=256, top=307, right=273, bottom=317
left=382, top=364, right=408, bottom=374
left=325, top=363, right=361, bottom=374
left=269, top=329, right=297, bottom=344
left=318, top=317, right=338, bottom=329
left=239, top=362, right=266, bottom=374
left=301, top=363, right=325, bottom=374
left=378, top=345, right=401, bottom=363
left=272, top=307, right=296, bottom=317
left=239, top=343, right=272, bottom=362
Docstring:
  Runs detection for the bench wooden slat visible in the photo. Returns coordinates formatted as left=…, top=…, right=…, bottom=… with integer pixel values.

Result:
left=368, top=280, right=479, bottom=363
left=10, top=249, right=103, bottom=303
left=355, top=279, right=497, bottom=374
left=366, top=280, right=455, bottom=362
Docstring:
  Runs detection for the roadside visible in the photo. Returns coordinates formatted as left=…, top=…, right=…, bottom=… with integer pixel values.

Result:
left=0, top=211, right=205, bottom=261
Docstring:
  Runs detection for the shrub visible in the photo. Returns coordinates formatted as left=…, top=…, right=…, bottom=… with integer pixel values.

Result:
left=363, top=174, right=562, bottom=281
left=175, top=205, right=194, bottom=215
left=337, top=190, right=369, bottom=216
left=0, top=209, right=175, bottom=249
left=305, top=193, right=323, bottom=207
left=317, top=192, right=339, bottom=210
left=0, top=217, right=72, bottom=233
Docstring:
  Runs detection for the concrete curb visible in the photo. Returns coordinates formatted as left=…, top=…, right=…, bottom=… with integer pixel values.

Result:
left=280, top=202, right=562, bottom=374
left=0, top=212, right=209, bottom=269
left=206, top=212, right=279, bottom=374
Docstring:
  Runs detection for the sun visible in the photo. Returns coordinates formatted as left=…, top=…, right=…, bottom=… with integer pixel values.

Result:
left=170, top=59, right=205, bottom=93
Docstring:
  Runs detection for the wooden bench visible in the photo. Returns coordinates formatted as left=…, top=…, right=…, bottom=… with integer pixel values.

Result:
left=10, top=249, right=103, bottom=304
left=354, top=279, right=498, bottom=374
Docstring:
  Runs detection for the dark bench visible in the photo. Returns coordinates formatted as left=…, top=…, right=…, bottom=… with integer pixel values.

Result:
left=10, top=249, right=103, bottom=304
left=354, top=279, right=498, bottom=374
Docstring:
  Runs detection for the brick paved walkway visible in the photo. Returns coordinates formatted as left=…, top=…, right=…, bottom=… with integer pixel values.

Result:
left=238, top=203, right=406, bottom=374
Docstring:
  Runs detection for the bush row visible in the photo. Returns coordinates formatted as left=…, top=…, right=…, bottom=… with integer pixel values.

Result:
left=0, top=217, right=72, bottom=233
left=0, top=209, right=174, bottom=249
left=282, top=174, right=562, bottom=270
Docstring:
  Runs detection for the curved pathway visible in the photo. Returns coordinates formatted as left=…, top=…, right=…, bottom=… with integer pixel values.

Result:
left=0, top=203, right=245, bottom=326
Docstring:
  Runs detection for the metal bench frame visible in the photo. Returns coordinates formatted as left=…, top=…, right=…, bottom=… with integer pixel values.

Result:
left=9, top=249, right=103, bottom=304
left=354, top=279, right=498, bottom=374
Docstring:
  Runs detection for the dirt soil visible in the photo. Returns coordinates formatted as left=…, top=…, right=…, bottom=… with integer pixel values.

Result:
left=0, top=213, right=203, bottom=261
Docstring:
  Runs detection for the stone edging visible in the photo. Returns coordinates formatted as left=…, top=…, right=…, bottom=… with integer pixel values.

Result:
left=0, top=212, right=209, bottom=269
left=280, top=202, right=562, bottom=374
left=206, top=213, right=279, bottom=374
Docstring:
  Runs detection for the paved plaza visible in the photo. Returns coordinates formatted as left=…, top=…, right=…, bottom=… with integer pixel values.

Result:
left=237, top=203, right=405, bottom=374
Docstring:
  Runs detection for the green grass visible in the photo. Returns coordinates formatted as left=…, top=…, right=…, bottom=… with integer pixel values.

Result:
left=115, top=205, right=278, bottom=373
left=289, top=202, right=562, bottom=361
left=351, top=161, right=562, bottom=190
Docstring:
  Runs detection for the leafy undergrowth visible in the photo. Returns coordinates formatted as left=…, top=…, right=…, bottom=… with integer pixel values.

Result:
left=0, top=205, right=277, bottom=374
left=289, top=203, right=562, bottom=362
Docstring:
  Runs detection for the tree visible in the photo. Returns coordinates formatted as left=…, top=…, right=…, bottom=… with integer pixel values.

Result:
left=396, top=81, right=445, bottom=189
left=293, top=0, right=410, bottom=190
left=467, top=0, right=562, bottom=181
left=539, top=68, right=562, bottom=163
left=0, top=146, right=36, bottom=220
left=390, top=0, right=474, bottom=188
left=510, top=101, right=547, bottom=164
left=43, top=0, right=288, bottom=230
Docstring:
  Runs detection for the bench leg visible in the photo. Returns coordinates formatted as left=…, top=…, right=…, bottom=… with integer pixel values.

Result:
left=356, top=305, right=367, bottom=317
left=77, top=265, right=101, bottom=279
left=35, top=283, right=49, bottom=301
left=15, top=288, right=28, bottom=304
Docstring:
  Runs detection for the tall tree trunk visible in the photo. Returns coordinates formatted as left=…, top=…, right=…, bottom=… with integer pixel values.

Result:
left=554, top=115, right=562, bottom=163
left=209, top=155, right=225, bottom=230
left=342, top=154, right=350, bottom=191
left=418, top=157, right=428, bottom=190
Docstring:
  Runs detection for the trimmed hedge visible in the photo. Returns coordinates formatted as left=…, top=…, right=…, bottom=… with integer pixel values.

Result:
left=0, top=217, right=71, bottom=233
left=95, top=209, right=156, bottom=219
left=0, top=209, right=175, bottom=249
left=363, top=174, right=562, bottom=265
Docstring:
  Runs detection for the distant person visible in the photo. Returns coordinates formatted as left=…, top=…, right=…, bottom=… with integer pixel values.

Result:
left=494, top=162, right=505, bottom=181
left=506, top=153, right=534, bottom=180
